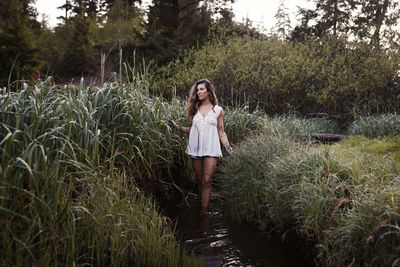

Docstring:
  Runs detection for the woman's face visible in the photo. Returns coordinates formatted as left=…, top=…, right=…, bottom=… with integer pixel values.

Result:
left=196, top=83, right=209, bottom=101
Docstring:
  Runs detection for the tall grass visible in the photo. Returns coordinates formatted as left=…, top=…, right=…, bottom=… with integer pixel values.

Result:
left=0, top=66, right=263, bottom=265
left=348, top=113, right=400, bottom=138
left=0, top=76, right=204, bottom=266
left=223, top=106, right=263, bottom=145
left=3, top=68, right=398, bottom=265
left=220, top=122, right=400, bottom=266
left=261, top=115, right=340, bottom=141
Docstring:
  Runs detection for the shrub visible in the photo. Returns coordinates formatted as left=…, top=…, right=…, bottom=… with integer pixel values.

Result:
left=153, top=34, right=400, bottom=116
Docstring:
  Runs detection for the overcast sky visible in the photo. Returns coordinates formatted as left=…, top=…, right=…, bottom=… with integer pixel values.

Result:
left=35, top=0, right=315, bottom=30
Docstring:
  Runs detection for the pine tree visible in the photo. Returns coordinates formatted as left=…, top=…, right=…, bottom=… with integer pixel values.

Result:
left=273, top=0, right=291, bottom=40
left=61, top=2, right=91, bottom=77
left=293, top=0, right=357, bottom=38
left=0, top=0, right=42, bottom=87
left=354, top=0, right=400, bottom=48
left=57, top=0, right=74, bottom=23
left=144, top=0, right=217, bottom=64
left=101, top=0, right=142, bottom=20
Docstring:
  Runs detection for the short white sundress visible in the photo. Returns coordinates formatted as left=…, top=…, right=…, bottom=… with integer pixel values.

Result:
left=185, top=105, right=223, bottom=158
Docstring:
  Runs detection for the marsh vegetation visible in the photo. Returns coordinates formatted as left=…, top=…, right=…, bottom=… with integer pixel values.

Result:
left=2, top=0, right=400, bottom=265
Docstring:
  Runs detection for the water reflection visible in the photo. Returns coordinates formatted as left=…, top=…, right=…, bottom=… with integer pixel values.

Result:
left=161, top=194, right=310, bottom=267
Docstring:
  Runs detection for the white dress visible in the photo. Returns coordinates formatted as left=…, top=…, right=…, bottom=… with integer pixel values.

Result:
left=185, top=105, right=223, bottom=157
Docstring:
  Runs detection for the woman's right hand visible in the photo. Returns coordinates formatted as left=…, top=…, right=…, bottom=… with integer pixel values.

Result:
left=167, top=118, right=186, bottom=133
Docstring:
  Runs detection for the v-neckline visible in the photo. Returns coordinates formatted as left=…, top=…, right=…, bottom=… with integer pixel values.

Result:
left=198, top=106, right=214, bottom=119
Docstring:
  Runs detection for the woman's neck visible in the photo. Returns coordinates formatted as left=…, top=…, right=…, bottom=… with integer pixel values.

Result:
left=200, top=97, right=212, bottom=106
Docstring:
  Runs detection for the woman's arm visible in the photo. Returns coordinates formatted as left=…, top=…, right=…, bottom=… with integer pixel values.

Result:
left=177, top=117, right=192, bottom=134
left=217, top=110, right=233, bottom=155
left=179, top=125, right=191, bottom=133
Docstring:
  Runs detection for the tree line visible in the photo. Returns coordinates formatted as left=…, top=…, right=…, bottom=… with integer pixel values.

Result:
left=0, top=0, right=235, bottom=85
left=0, top=0, right=399, bottom=88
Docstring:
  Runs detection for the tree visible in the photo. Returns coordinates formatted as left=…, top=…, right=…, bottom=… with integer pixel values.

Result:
left=290, top=7, right=318, bottom=41
left=353, top=0, right=400, bottom=49
left=143, top=0, right=234, bottom=64
left=293, top=0, right=400, bottom=48
left=292, top=0, right=357, bottom=39
left=101, top=0, right=142, bottom=20
left=61, top=1, right=92, bottom=77
left=273, top=0, right=291, bottom=40
left=57, top=0, right=74, bottom=23
left=0, top=0, right=41, bottom=86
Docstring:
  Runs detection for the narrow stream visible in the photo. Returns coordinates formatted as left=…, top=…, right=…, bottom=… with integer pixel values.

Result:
left=160, top=192, right=311, bottom=267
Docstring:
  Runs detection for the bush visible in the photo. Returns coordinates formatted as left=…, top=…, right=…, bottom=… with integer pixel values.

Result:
left=153, top=33, right=400, bottom=116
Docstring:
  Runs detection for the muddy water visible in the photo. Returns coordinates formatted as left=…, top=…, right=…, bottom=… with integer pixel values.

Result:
left=160, top=193, right=311, bottom=267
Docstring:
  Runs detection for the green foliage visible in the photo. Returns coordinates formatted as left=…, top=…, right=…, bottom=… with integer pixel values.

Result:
left=220, top=134, right=295, bottom=227
left=0, top=0, right=42, bottom=87
left=154, top=33, right=400, bottom=116
left=348, top=113, right=400, bottom=138
left=143, top=0, right=212, bottom=65
left=61, top=15, right=92, bottom=78
left=262, top=115, right=340, bottom=141
left=0, top=77, right=204, bottom=266
left=222, top=106, right=264, bottom=144
left=220, top=115, right=345, bottom=229
left=220, top=126, right=400, bottom=266
left=35, top=23, right=74, bottom=80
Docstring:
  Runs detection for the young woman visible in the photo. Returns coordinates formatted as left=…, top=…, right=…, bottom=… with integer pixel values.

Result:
left=178, top=79, right=232, bottom=213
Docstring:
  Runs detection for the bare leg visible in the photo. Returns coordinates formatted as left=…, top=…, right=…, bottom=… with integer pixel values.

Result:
left=201, top=157, right=217, bottom=209
left=191, top=158, right=203, bottom=195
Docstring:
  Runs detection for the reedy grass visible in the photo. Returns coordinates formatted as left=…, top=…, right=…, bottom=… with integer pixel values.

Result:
left=3, top=71, right=399, bottom=266
left=220, top=128, right=400, bottom=266
left=0, top=77, right=203, bottom=266
left=261, top=115, right=340, bottom=141
left=348, top=113, right=400, bottom=138
left=0, top=72, right=259, bottom=266
left=223, top=106, right=263, bottom=145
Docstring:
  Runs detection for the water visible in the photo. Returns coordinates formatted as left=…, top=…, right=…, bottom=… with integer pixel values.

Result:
left=160, top=193, right=311, bottom=267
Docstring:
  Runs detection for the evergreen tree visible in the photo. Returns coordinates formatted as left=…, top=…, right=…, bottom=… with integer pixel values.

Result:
left=61, top=2, right=91, bottom=77
left=0, top=0, right=41, bottom=86
left=86, top=0, right=101, bottom=18
left=95, top=0, right=145, bottom=56
left=57, top=0, right=73, bottom=23
left=101, top=0, right=142, bottom=19
left=290, top=8, right=318, bottom=41
left=353, top=0, right=400, bottom=48
left=273, top=0, right=291, bottom=40
left=293, top=0, right=357, bottom=38
left=144, top=0, right=228, bottom=64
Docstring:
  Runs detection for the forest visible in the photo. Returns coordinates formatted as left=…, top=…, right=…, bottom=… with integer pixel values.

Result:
left=1, top=0, right=399, bottom=116
left=1, top=0, right=400, bottom=266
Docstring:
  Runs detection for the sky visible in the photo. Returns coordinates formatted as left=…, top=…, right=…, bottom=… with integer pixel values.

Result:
left=35, top=0, right=315, bottom=30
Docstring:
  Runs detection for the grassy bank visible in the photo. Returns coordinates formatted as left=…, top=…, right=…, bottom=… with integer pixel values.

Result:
left=0, top=73, right=262, bottom=265
left=3, top=73, right=398, bottom=266
left=220, top=115, right=400, bottom=266
left=0, top=78, right=196, bottom=266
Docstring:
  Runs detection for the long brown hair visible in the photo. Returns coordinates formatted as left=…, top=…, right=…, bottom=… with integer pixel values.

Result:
left=187, top=79, right=219, bottom=117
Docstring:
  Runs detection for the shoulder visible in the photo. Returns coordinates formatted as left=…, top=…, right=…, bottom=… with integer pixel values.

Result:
left=215, top=105, right=224, bottom=117
left=214, top=105, right=223, bottom=113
